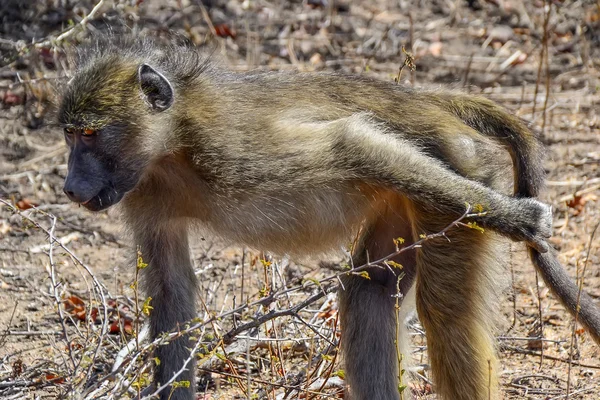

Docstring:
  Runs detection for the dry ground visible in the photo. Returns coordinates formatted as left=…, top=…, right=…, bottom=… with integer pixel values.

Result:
left=0, top=0, right=599, bottom=399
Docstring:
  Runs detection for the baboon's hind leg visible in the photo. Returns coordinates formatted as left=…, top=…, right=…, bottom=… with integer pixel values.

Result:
left=412, top=204, right=506, bottom=400
left=339, top=195, right=416, bottom=400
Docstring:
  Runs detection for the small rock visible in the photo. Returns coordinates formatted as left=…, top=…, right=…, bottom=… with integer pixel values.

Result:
left=488, top=25, right=514, bottom=44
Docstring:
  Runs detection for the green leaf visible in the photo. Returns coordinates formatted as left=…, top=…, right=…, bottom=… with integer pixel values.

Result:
left=171, top=380, right=191, bottom=389
left=136, top=250, right=148, bottom=270
left=355, top=271, right=370, bottom=280
left=142, top=297, right=153, bottom=316
left=333, top=369, right=346, bottom=379
left=466, top=221, right=485, bottom=233
left=393, top=237, right=405, bottom=245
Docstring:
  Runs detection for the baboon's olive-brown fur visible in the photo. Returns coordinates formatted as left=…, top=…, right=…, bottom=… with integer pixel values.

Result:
left=57, top=38, right=600, bottom=400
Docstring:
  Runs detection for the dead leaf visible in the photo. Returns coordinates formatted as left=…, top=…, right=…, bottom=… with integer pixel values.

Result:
left=214, top=24, right=236, bottom=38
left=63, top=295, right=85, bottom=314
left=109, top=318, right=134, bottom=335
left=0, top=220, right=11, bottom=236
left=16, top=198, right=38, bottom=210
left=429, top=42, right=443, bottom=57
left=310, top=53, right=323, bottom=66
left=2, top=91, right=24, bottom=107
left=11, top=359, right=24, bottom=378
left=566, top=195, right=586, bottom=215
left=44, top=373, right=65, bottom=384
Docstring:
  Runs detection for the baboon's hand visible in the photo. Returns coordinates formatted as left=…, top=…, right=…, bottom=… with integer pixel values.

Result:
left=514, top=198, right=553, bottom=253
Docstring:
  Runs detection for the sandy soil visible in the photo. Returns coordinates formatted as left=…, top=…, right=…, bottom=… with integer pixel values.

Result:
left=0, top=0, right=599, bottom=399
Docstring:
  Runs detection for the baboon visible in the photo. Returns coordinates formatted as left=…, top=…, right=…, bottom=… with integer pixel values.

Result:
left=57, top=38, right=600, bottom=400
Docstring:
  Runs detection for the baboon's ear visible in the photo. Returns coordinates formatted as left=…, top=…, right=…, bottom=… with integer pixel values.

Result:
left=138, top=64, right=174, bottom=111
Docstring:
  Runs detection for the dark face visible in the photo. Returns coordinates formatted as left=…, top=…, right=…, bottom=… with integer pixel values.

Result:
left=61, top=123, right=143, bottom=211
left=59, top=61, right=174, bottom=211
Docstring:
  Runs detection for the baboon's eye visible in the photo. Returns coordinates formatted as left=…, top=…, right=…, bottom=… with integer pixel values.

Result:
left=82, top=128, right=96, bottom=136
left=64, top=127, right=75, bottom=135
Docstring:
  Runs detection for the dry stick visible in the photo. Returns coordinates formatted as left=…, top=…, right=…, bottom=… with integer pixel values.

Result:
left=43, top=213, right=83, bottom=394
left=0, top=201, right=112, bottom=299
left=175, top=0, right=194, bottom=41
left=271, top=262, right=289, bottom=381
left=498, top=336, right=564, bottom=344
left=0, top=301, right=19, bottom=347
left=246, top=328, right=251, bottom=400
left=0, top=199, right=110, bottom=388
left=507, top=247, right=518, bottom=333
left=201, top=368, right=338, bottom=398
left=261, top=257, right=278, bottom=400
left=92, top=207, right=476, bottom=397
left=534, top=1, right=553, bottom=370
left=308, top=314, right=340, bottom=400
left=291, top=312, right=336, bottom=346
left=541, top=2, right=553, bottom=135
left=558, top=183, right=600, bottom=202
left=303, top=337, right=319, bottom=399
left=548, top=177, right=600, bottom=187
left=6, top=330, right=62, bottom=336
left=0, top=246, right=29, bottom=253
left=518, top=82, right=527, bottom=114
left=140, top=335, right=206, bottom=400
left=35, top=0, right=107, bottom=48
left=113, top=282, right=342, bottom=395
left=489, top=45, right=539, bottom=88
left=221, top=289, right=335, bottom=345
left=566, top=221, right=600, bottom=398
left=408, top=13, right=415, bottom=85
left=550, top=385, right=600, bottom=400
left=241, top=247, right=246, bottom=304
left=196, top=0, right=218, bottom=37
left=302, top=315, right=340, bottom=399
left=131, top=249, right=146, bottom=399
left=138, top=205, right=475, bottom=353
left=462, top=52, right=474, bottom=90
left=47, top=214, right=77, bottom=372
left=395, top=273, right=407, bottom=400
left=534, top=270, right=545, bottom=369
left=198, top=295, right=247, bottom=395
left=259, top=258, right=277, bottom=400
left=508, top=374, right=563, bottom=395
left=488, top=359, right=492, bottom=400
left=395, top=47, right=416, bottom=84
left=532, top=0, right=551, bottom=118
left=17, top=146, right=66, bottom=169
left=503, top=347, right=600, bottom=370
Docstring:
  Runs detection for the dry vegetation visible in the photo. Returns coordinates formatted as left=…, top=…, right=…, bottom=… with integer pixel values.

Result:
left=0, top=0, right=599, bottom=399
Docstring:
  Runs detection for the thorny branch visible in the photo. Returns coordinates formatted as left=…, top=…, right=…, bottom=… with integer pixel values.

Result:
left=0, top=199, right=111, bottom=391
left=35, top=0, right=107, bottom=49
left=97, top=204, right=477, bottom=398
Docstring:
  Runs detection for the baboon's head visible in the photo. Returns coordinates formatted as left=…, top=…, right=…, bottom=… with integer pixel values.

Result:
left=58, top=56, right=174, bottom=211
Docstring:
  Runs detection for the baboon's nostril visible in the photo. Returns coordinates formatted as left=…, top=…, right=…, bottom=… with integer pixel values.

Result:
left=63, top=187, right=76, bottom=200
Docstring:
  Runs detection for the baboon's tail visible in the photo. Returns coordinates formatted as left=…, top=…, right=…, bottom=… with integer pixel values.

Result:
left=436, top=94, right=544, bottom=198
left=532, top=250, right=600, bottom=344
left=442, top=93, right=600, bottom=345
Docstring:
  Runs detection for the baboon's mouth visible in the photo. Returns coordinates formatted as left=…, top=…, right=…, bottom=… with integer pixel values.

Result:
left=79, top=186, right=124, bottom=212
left=80, top=196, right=101, bottom=211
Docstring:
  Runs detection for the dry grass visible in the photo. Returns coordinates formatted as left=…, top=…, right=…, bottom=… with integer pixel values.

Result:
left=0, top=0, right=599, bottom=399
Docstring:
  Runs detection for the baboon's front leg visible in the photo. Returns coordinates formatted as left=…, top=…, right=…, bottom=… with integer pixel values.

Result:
left=136, top=221, right=197, bottom=400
